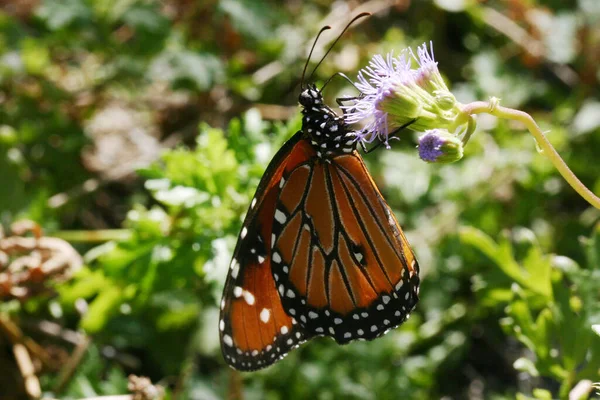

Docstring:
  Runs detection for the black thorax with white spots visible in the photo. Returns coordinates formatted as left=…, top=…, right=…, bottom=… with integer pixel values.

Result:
left=299, top=85, right=357, bottom=158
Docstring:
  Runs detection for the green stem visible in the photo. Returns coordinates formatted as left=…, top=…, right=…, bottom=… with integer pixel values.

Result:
left=459, top=100, right=600, bottom=210
left=461, top=115, right=477, bottom=146
left=558, top=370, right=574, bottom=400
left=52, top=229, right=132, bottom=243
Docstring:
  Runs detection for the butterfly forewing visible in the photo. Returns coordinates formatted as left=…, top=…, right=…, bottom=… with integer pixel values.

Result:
left=219, top=134, right=316, bottom=371
left=269, top=151, right=420, bottom=343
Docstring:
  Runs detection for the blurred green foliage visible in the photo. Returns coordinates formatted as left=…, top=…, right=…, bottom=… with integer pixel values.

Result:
left=1, top=0, right=599, bottom=399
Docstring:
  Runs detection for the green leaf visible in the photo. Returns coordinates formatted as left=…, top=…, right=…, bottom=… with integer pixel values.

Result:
left=36, top=0, right=93, bottom=30
left=583, top=223, right=600, bottom=271
left=57, top=268, right=109, bottom=307
left=150, top=51, right=224, bottom=91
left=81, top=286, right=123, bottom=333
left=20, top=38, right=50, bottom=75
left=460, top=227, right=552, bottom=299
left=532, top=388, right=553, bottom=400
left=218, top=0, right=274, bottom=40
left=514, top=357, right=540, bottom=376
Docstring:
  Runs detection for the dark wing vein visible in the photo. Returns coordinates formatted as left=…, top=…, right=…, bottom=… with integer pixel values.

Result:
left=332, top=165, right=395, bottom=289
left=323, top=164, right=358, bottom=307
left=335, top=161, right=407, bottom=265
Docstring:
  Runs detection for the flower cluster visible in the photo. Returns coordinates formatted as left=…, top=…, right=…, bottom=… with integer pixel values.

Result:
left=340, top=42, right=600, bottom=208
left=343, top=42, right=465, bottom=158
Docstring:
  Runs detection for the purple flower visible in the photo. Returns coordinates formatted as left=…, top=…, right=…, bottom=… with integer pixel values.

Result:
left=343, top=52, right=414, bottom=146
left=418, top=129, right=463, bottom=164
left=343, top=42, right=463, bottom=147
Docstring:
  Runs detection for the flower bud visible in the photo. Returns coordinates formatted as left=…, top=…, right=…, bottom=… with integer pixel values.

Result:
left=418, top=129, right=463, bottom=163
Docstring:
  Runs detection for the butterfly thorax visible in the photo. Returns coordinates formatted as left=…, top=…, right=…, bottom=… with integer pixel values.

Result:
left=299, top=86, right=357, bottom=158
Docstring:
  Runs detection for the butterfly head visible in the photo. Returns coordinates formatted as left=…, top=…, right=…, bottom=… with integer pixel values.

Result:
left=298, top=84, right=323, bottom=109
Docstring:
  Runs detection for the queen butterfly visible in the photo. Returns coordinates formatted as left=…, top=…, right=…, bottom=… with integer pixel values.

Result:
left=219, top=13, right=420, bottom=371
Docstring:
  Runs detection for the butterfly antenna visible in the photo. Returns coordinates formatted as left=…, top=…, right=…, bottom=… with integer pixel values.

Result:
left=301, top=25, right=332, bottom=89
left=309, top=12, right=371, bottom=87
left=321, top=71, right=359, bottom=92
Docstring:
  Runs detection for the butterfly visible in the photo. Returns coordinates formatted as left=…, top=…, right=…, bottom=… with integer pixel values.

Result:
left=219, top=13, right=420, bottom=371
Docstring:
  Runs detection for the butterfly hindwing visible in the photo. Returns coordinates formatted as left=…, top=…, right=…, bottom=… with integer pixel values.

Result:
left=270, top=151, right=420, bottom=343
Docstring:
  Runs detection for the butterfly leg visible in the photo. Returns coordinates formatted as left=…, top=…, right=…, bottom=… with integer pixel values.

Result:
left=321, top=70, right=362, bottom=93
left=336, top=95, right=362, bottom=109
left=362, top=119, right=417, bottom=154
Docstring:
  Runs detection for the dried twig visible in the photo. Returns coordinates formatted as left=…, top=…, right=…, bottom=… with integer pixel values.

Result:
left=128, top=375, right=165, bottom=400
left=0, top=316, right=53, bottom=369
left=0, top=220, right=83, bottom=300
left=13, top=342, right=41, bottom=399
left=53, top=335, right=92, bottom=394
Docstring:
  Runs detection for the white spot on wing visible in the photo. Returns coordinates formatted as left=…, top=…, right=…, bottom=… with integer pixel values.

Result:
left=243, top=291, right=255, bottom=305
left=281, top=326, right=289, bottom=334
left=233, top=286, right=243, bottom=298
left=275, top=209, right=287, bottom=224
left=272, top=252, right=281, bottom=263
left=223, top=334, right=233, bottom=347
left=260, top=308, right=270, bottom=323
left=258, top=255, right=265, bottom=264
left=241, top=227, right=247, bottom=239
left=230, top=259, right=239, bottom=279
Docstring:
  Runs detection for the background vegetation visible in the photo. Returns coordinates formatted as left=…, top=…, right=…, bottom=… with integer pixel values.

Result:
left=1, top=0, right=599, bottom=399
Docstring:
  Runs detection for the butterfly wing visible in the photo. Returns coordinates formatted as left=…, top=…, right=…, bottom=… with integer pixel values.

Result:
left=219, top=131, right=317, bottom=371
left=270, top=151, right=420, bottom=342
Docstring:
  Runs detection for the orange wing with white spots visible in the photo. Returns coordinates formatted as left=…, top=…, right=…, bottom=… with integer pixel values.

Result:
left=219, top=132, right=316, bottom=371
left=270, top=151, right=420, bottom=343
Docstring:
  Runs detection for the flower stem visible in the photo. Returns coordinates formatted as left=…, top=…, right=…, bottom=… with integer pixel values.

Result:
left=459, top=100, right=600, bottom=209
left=461, top=115, right=477, bottom=146
left=51, top=229, right=133, bottom=243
